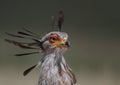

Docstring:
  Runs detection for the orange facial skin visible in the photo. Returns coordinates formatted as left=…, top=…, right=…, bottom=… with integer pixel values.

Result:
left=47, top=33, right=67, bottom=47
left=48, top=33, right=60, bottom=43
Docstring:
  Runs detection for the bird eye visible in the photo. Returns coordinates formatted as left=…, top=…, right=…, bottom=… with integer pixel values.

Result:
left=48, top=33, right=59, bottom=43
left=50, top=37, right=56, bottom=41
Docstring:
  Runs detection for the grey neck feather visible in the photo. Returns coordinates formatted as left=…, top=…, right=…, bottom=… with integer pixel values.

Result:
left=38, top=48, right=77, bottom=85
left=40, top=47, right=64, bottom=66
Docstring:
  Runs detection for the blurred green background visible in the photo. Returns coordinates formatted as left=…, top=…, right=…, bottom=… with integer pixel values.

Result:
left=0, top=0, right=120, bottom=85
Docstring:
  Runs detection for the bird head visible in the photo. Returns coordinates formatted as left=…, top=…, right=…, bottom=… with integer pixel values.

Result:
left=40, top=31, right=70, bottom=53
left=5, top=10, right=69, bottom=56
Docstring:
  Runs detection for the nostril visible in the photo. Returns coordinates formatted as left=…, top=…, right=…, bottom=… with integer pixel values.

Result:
left=65, top=41, right=70, bottom=47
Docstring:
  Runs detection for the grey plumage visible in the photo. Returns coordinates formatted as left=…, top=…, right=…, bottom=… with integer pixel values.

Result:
left=5, top=11, right=79, bottom=85
left=5, top=31, right=78, bottom=85
left=36, top=31, right=77, bottom=85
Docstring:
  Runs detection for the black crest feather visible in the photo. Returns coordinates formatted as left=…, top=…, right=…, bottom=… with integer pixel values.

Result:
left=23, top=64, right=37, bottom=76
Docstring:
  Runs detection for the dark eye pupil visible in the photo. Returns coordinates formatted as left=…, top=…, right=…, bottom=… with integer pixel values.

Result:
left=50, top=37, right=56, bottom=41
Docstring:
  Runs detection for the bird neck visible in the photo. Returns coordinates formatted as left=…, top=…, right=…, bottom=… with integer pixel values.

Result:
left=43, top=47, right=66, bottom=56
left=39, top=48, right=77, bottom=85
left=40, top=47, right=67, bottom=72
left=42, top=48, right=64, bottom=66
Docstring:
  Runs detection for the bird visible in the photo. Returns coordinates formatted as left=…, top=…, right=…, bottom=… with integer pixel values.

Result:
left=5, top=10, right=79, bottom=85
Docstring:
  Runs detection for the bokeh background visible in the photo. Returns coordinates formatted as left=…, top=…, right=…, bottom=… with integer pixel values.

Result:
left=0, top=0, right=120, bottom=85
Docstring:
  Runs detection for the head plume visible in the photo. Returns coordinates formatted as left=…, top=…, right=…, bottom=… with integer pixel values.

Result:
left=51, top=10, right=64, bottom=32
left=5, top=10, right=65, bottom=56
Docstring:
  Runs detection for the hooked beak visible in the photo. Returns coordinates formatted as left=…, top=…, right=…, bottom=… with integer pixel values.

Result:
left=51, top=38, right=70, bottom=48
left=60, top=39, right=70, bottom=47
left=65, top=41, right=70, bottom=47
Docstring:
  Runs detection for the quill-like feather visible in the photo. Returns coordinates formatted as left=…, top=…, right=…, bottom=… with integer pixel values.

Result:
left=5, top=39, right=38, bottom=49
left=23, top=64, right=37, bottom=76
left=22, top=28, right=39, bottom=37
left=15, top=52, right=39, bottom=56
left=5, top=32, right=25, bottom=38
